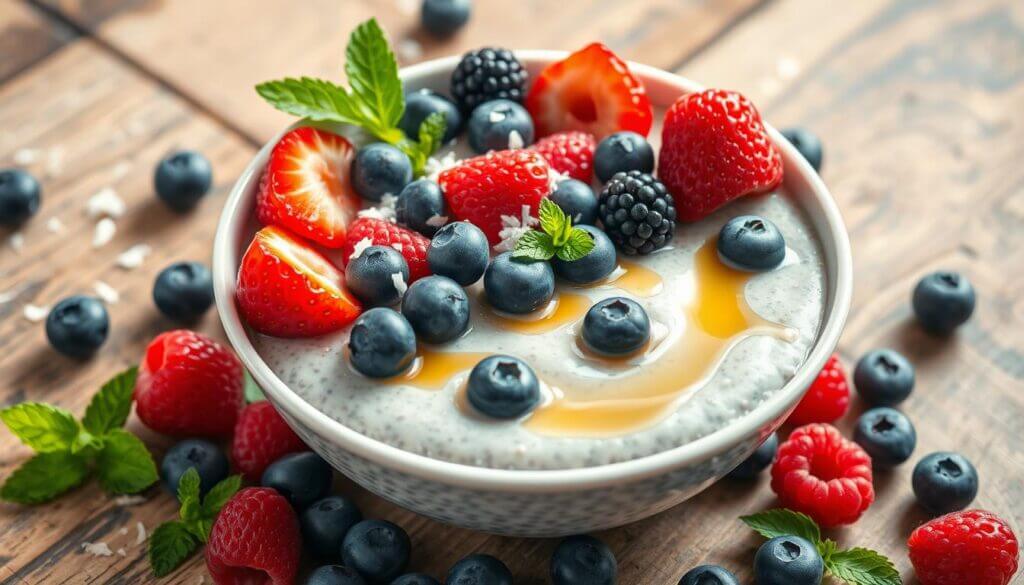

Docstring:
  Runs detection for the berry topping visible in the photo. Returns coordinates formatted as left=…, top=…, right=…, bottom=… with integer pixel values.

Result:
left=582, top=297, right=650, bottom=356
left=483, top=252, right=555, bottom=314
left=206, top=487, right=301, bottom=585
left=400, top=89, right=463, bottom=143
left=345, top=245, right=411, bottom=307
left=550, top=535, right=617, bottom=585
left=780, top=127, right=824, bottom=172
left=401, top=275, right=470, bottom=344
left=753, top=535, right=824, bottom=585
left=160, top=439, right=230, bottom=498
left=348, top=308, right=418, bottom=378
left=912, top=271, right=976, bottom=335
left=716, top=215, right=787, bottom=272
left=529, top=131, right=597, bottom=183
left=526, top=43, right=652, bottom=140
left=450, top=48, right=528, bottom=113
left=551, top=224, right=616, bottom=284
left=420, top=0, right=471, bottom=38
left=727, top=433, right=778, bottom=480
left=427, top=221, right=490, bottom=286
left=261, top=451, right=333, bottom=510
left=152, top=261, right=214, bottom=322
left=342, top=519, right=412, bottom=583
left=467, top=355, right=541, bottom=419
left=853, top=407, right=917, bottom=468
left=236, top=226, right=362, bottom=338
left=446, top=554, right=513, bottom=585
left=256, top=127, right=359, bottom=247
left=154, top=150, right=213, bottom=212
left=0, top=168, right=41, bottom=226
left=679, top=565, right=739, bottom=585
left=770, top=423, right=874, bottom=527
left=231, top=401, right=308, bottom=481
left=467, top=99, right=535, bottom=153
left=908, top=509, right=1019, bottom=585
left=396, top=179, right=448, bottom=237
left=787, top=353, right=850, bottom=425
left=658, top=89, right=783, bottom=222
left=45, top=295, right=109, bottom=358
left=343, top=217, right=433, bottom=282
left=549, top=179, right=598, bottom=225
left=307, top=565, right=368, bottom=585
left=597, top=171, right=676, bottom=255
left=912, top=451, right=979, bottom=515
left=134, top=330, right=243, bottom=438
left=852, top=348, right=915, bottom=406
left=301, top=495, right=363, bottom=560
left=593, top=131, right=654, bottom=183
left=352, top=143, right=414, bottom=202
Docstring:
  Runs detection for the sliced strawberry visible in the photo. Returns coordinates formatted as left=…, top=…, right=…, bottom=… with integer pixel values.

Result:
left=525, top=43, right=653, bottom=140
left=341, top=218, right=432, bottom=282
left=529, top=131, right=596, bottom=183
left=256, top=126, right=359, bottom=248
left=236, top=226, right=361, bottom=337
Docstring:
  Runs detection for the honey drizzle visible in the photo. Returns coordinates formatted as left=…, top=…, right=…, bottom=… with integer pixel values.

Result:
left=388, top=348, right=491, bottom=390
left=478, top=292, right=591, bottom=335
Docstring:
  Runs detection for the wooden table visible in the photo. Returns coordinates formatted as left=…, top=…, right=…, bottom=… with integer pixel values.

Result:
left=1, top=0, right=1021, bottom=582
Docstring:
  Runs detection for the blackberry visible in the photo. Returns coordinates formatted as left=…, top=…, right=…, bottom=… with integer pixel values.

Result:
left=598, top=171, right=676, bottom=255
left=450, top=47, right=528, bottom=113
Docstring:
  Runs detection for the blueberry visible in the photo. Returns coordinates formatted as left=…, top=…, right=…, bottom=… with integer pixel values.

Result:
left=261, top=452, right=333, bottom=510
left=400, top=90, right=463, bottom=143
left=154, top=150, right=213, bottom=211
left=45, top=295, right=109, bottom=358
left=342, top=519, right=411, bottom=584
left=582, top=297, right=650, bottom=356
left=853, top=349, right=915, bottom=406
left=753, top=536, right=824, bottom=585
left=348, top=308, right=418, bottom=378
left=467, top=99, right=534, bottom=153
left=302, top=495, right=364, bottom=560
left=483, top=252, right=554, bottom=314
left=550, top=535, right=616, bottom=585
left=466, top=355, right=540, bottom=419
left=397, top=180, right=448, bottom=237
left=307, top=565, right=368, bottom=585
left=346, top=246, right=411, bottom=307
left=0, top=168, right=41, bottom=226
left=445, top=554, right=512, bottom=585
left=420, top=0, right=471, bottom=38
left=727, top=433, right=778, bottom=480
left=717, top=216, right=786, bottom=272
left=552, top=225, right=616, bottom=285
left=391, top=574, right=441, bottom=585
left=401, top=276, right=470, bottom=344
left=159, top=439, right=229, bottom=498
left=912, top=271, right=976, bottom=335
left=853, top=407, right=916, bottom=468
left=593, top=132, right=654, bottom=183
left=352, top=143, right=413, bottom=202
left=549, top=179, right=598, bottom=225
left=428, top=222, right=489, bottom=286
left=780, top=128, right=824, bottom=172
left=912, top=452, right=979, bottom=515
left=678, top=564, right=739, bottom=585
left=152, top=261, right=214, bottom=322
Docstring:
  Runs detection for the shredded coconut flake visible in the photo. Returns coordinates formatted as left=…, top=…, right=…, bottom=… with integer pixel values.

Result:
left=548, top=168, right=569, bottom=191
left=395, top=0, right=418, bottom=14
left=46, top=147, right=65, bottom=178
left=23, top=304, right=49, bottom=323
left=116, top=548, right=126, bottom=557
left=349, top=237, right=374, bottom=261
left=507, top=130, right=525, bottom=149
left=425, top=214, right=449, bottom=228
left=119, top=527, right=128, bottom=535
left=116, top=244, right=152, bottom=270
left=776, top=56, right=801, bottom=79
left=93, top=281, right=119, bottom=304
left=135, top=522, right=147, bottom=545
left=397, top=38, right=423, bottom=62
left=112, top=161, right=132, bottom=180
left=391, top=243, right=404, bottom=252
left=391, top=272, right=408, bottom=297
left=489, top=110, right=506, bottom=123
left=82, top=541, right=114, bottom=557
left=8, top=232, right=24, bottom=253
left=425, top=151, right=458, bottom=180
left=112, top=494, right=147, bottom=507
left=86, top=187, right=126, bottom=219
left=13, top=148, right=40, bottom=166
left=46, top=217, right=65, bottom=233
left=92, top=218, right=117, bottom=248
left=493, top=204, right=539, bottom=252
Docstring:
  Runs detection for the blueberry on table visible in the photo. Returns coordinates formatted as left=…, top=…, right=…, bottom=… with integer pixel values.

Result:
left=593, top=131, right=654, bottom=183
left=445, top=554, right=512, bottom=585
left=397, top=179, right=448, bottom=237
left=401, top=276, right=470, bottom=344
left=550, top=535, right=617, bottom=585
left=753, top=535, right=824, bottom=585
left=261, top=452, right=333, bottom=510
left=727, top=433, right=778, bottom=480
left=45, top=295, right=109, bottom=358
left=152, top=261, right=214, bottom=322
left=307, top=564, right=368, bottom=585
left=780, top=127, right=824, bottom=172
left=853, top=348, right=915, bottom=406
left=716, top=215, right=786, bottom=272
left=598, top=171, right=675, bottom=256
left=451, top=47, right=528, bottom=113
left=912, top=451, right=979, bottom=516
left=0, top=168, right=41, bottom=226
left=552, top=225, right=616, bottom=285
left=342, top=519, right=411, bottom=584
left=160, top=439, right=230, bottom=498
left=346, top=246, right=411, bottom=307
left=154, top=150, right=213, bottom=211
left=391, top=574, right=440, bottom=585
left=678, top=564, right=740, bottom=585
left=400, top=89, right=463, bottom=143
left=428, top=222, right=489, bottom=286
left=467, top=355, right=541, bottom=419
left=467, top=99, right=534, bottom=153
left=348, top=308, right=418, bottom=379
left=352, top=143, right=413, bottom=202
left=853, top=407, right=917, bottom=468
left=582, top=297, right=650, bottom=356
left=912, top=271, right=976, bottom=335
left=483, top=252, right=555, bottom=314
left=420, top=0, right=471, bottom=38
left=302, top=495, right=364, bottom=560
left=549, top=179, right=599, bottom=226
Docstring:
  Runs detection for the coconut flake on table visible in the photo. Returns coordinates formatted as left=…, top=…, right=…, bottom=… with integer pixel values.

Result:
left=86, top=187, right=126, bottom=219
left=23, top=304, right=49, bottom=323
left=93, top=281, right=119, bottom=304
left=394, top=0, right=418, bottom=14
left=493, top=204, right=539, bottom=252
left=8, top=232, right=24, bottom=253
left=349, top=237, right=374, bottom=261
left=397, top=38, right=423, bottom=62
left=507, top=130, right=525, bottom=149
left=425, top=214, right=449, bottom=228
left=112, top=494, right=147, bottom=507
left=92, top=218, right=117, bottom=248
left=12, top=148, right=40, bottom=166
left=111, top=160, right=132, bottom=181
left=46, top=217, right=65, bottom=234
left=776, top=56, right=801, bottom=80
left=391, top=272, right=408, bottom=298
left=82, top=541, right=114, bottom=557
left=135, top=522, right=147, bottom=545
left=116, top=244, right=152, bottom=270
left=45, top=146, right=65, bottom=178
left=116, top=548, right=126, bottom=557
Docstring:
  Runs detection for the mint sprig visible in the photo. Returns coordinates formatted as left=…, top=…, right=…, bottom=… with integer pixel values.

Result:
left=740, top=509, right=901, bottom=585
left=0, top=367, right=157, bottom=504
left=512, top=199, right=596, bottom=262
left=255, top=18, right=446, bottom=175
left=149, top=468, right=242, bottom=576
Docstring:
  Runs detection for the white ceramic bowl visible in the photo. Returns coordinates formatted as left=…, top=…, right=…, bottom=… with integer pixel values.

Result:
left=213, top=51, right=852, bottom=537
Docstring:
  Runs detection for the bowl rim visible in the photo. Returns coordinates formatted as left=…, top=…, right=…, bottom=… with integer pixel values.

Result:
left=213, top=50, right=852, bottom=493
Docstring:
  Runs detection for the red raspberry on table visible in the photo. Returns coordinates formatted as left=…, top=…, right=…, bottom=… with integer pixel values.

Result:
left=341, top=217, right=431, bottom=282
left=206, top=487, right=301, bottom=585
left=770, top=423, right=874, bottom=527
left=231, top=401, right=307, bottom=481
left=133, top=330, right=243, bottom=438
left=658, top=89, right=783, bottom=222
left=787, top=354, right=850, bottom=425
left=529, top=131, right=596, bottom=183
left=909, top=509, right=1019, bottom=585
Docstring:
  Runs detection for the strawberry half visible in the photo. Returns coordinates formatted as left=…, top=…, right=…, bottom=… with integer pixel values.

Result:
left=525, top=43, right=653, bottom=140
left=256, top=126, right=359, bottom=248
left=236, top=226, right=361, bottom=337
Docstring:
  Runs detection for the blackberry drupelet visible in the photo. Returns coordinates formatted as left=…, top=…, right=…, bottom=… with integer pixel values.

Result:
left=450, top=47, right=528, bottom=112
left=597, top=171, right=676, bottom=255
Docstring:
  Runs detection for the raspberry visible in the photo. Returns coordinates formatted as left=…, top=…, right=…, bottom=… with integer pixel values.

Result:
left=133, top=330, right=243, bottom=438
left=770, top=423, right=874, bottom=527
left=529, top=131, right=596, bottom=183
left=787, top=354, right=850, bottom=425
left=341, top=217, right=432, bottom=282
left=206, top=487, right=301, bottom=585
left=231, top=401, right=308, bottom=481
left=909, top=510, right=1019, bottom=585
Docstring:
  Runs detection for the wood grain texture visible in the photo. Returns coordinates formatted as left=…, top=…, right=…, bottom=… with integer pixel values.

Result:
left=0, top=0, right=76, bottom=84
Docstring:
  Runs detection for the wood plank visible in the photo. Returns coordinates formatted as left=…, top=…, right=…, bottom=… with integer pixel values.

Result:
left=0, top=1, right=76, bottom=84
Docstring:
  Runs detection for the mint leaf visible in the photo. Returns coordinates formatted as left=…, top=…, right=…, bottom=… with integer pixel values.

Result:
left=512, top=230, right=556, bottom=261
left=255, top=77, right=366, bottom=126
left=82, top=367, right=138, bottom=435
left=149, top=521, right=199, bottom=577
left=201, top=475, right=242, bottom=520
left=556, top=227, right=597, bottom=262
left=827, top=548, right=901, bottom=585
left=95, top=429, right=157, bottom=494
left=244, top=370, right=266, bottom=403
left=740, top=508, right=821, bottom=545
left=1, top=403, right=80, bottom=453
left=346, top=19, right=404, bottom=133
left=0, top=451, right=90, bottom=504
left=401, top=111, right=447, bottom=175
left=538, top=198, right=567, bottom=236
left=177, top=467, right=202, bottom=522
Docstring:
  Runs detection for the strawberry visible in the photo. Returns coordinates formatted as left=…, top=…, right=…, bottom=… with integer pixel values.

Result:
left=658, top=89, right=783, bottom=222
left=236, top=225, right=362, bottom=338
left=525, top=43, right=653, bottom=140
left=231, top=401, right=308, bottom=481
left=438, top=149, right=552, bottom=244
left=341, top=217, right=432, bottom=282
left=529, top=131, right=596, bottom=183
left=206, top=487, right=301, bottom=585
left=256, top=126, right=360, bottom=248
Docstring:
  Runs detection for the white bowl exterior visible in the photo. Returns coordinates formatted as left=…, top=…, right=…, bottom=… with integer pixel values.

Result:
left=213, top=52, right=852, bottom=537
